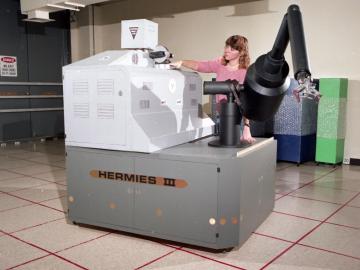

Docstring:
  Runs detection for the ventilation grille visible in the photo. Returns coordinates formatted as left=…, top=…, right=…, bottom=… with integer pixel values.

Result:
left=191, top=99, right=198, bottom=106
left=140, top=100, right=150, bottom=109
left=73, top=103, right=89, bottom=118
left=73, top=81, right=89, bottom=95
left=97, top=79, right=114, bottom=95
left=97, top=104, right=115, bottom=119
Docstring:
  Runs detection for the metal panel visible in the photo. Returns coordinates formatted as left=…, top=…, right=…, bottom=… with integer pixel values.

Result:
left=215, top=138, right=276, bottom=248
left=30, top=85, right=64, bottom=137
left=0, top=86, right=31, bottom=141
left=133, top=158, right=219, bottom=244
left=0, top=112, right=31, bottom=141
left=63, top=69, right=127, bottom=148
left=237, top=140, right=276, bottom=245
left=27, top=11, right=71, bottom=82
left=66, top=147, right=134, bottom=227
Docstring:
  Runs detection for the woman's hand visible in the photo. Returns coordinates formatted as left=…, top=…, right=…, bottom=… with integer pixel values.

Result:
left=170, top=60, right=199, bottom=71
left=241, top=125, right=256, bottom=144
left=170, top=61, right=183, bottom=69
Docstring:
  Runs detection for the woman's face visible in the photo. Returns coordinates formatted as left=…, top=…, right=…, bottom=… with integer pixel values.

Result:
left=224, top=45, right=240, bottom=61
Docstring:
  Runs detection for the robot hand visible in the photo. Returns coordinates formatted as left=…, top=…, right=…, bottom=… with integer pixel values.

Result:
left=293, top=78, right=322, bottom=103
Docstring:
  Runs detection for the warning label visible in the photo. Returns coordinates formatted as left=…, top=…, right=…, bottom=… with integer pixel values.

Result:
left=129, top=27, right=139, bottom=39
left=0, top=55, right=17, bottom=77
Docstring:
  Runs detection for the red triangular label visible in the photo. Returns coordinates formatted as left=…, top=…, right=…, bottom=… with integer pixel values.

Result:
left=129, top=27, right=139, bottom=39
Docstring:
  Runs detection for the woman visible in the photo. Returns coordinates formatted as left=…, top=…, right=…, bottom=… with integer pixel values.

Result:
left=171, top=35, right=255, bottom=144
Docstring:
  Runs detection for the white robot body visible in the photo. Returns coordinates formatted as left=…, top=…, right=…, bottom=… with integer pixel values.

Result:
left=63, top=50, right=214, bottom=153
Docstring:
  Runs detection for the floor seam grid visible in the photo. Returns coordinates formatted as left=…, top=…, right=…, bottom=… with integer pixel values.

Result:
left=6, top=217, right=65, bottom=235
left=6, top=155, right=66, bottom=170
left=253, top=232, right=360, bottom=261
left=275, top=167, right=339, bottom=201
left=6, top=254, right=51, bottom=270
left=5, top=232, right=113, bottom=269
left=134, top=246, right=183, bottom=270
left=0, top=229, right=89, bottom=270
left=3, top=169, right=67, bottom=187
left=285, top=194, right=347, bottom=206
left=0, top=174, right=29, bottom=182
left=273, top=208, right=360, bottom=230
left=2, top=156, right=357, bottom=269
left=276, top=164, right=296, bottom=171
left=275, top=193, right=360, bottom=209
left=0, top=195, right=66, bottom=214
left=1, top=191, right=66, bottom=214
left=259, top=190, right=360, bottom=269
left=2, top=180, right=65, bottom=195
left=180, top=248, right=247, bottom=270
left=278, top=179, right=360, bottom=193
left=54, top=232, right=112, bottom=254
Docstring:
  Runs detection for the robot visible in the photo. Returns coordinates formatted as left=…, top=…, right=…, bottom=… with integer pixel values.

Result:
left=63, top=5, right=316, bottom=249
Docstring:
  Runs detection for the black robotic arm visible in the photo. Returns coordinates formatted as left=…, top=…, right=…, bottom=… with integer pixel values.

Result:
left=204, top=4, right=318, bottom=147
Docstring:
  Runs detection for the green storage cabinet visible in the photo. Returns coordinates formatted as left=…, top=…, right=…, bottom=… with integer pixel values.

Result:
left=316, top=78, right=348, bottom=164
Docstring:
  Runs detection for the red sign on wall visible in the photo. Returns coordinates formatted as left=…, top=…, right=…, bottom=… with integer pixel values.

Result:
left=0, top=55, right=17, bottom=77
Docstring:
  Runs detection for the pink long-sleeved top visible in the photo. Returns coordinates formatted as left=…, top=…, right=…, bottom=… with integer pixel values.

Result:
left=197, top=58, right=247, bottom=106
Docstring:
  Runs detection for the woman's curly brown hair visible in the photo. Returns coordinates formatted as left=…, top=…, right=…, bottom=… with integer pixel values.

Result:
left=221, top=35, right=250, bottom=69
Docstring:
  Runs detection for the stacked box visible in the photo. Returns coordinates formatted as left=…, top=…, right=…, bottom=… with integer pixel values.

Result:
left=316, top=78, right=348, bottom=164
left=274, top=79, right=318, bottom=163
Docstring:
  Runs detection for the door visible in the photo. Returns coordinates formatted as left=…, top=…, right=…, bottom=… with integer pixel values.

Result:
left=66, top=148, right=134, bottom=227
left=133, top=157, right=219, bottom=244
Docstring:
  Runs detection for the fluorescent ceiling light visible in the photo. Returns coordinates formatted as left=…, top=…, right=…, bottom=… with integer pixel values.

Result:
left=64, top=2, right=86, bottom=8
left=46, top=3, right=80, bottom=11
left=23, top=9, right=55, bottom=23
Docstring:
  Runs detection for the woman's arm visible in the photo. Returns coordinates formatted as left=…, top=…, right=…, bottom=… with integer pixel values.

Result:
left=171, top=59, right=221, bottom=73
left=171, top=60, right=199, bottom=70
left=182, top=60, right=199, bottom=70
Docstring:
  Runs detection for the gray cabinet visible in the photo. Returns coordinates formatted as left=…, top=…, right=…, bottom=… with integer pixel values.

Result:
left=66, top=137, right=276, bottom=249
